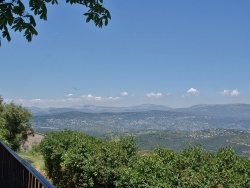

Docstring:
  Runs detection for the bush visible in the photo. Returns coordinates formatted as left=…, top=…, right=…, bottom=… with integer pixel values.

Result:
left=40, top=131, right=250, bottom=187
left=40, top=130, right=137, bottom=188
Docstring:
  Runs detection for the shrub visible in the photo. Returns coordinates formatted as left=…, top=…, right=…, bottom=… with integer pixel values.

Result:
left=40, top=130, right=137, bottom=187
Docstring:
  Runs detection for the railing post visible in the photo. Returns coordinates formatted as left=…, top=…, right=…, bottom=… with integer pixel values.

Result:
left=0, top=140, right=55, bottom=188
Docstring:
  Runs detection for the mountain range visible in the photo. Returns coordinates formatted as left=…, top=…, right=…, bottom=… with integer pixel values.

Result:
left=31, top=103, right=250, bottom=135
left=29, top=103, right=250, bottom=118
left=29, top=104, right=172, bottom=115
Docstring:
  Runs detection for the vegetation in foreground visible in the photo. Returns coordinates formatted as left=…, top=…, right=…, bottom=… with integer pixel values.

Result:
left=0, top=97, right=33, bottom=151
left=33, top=130, right=250, bottom=188
left=17, top=145, right=47, bottom=177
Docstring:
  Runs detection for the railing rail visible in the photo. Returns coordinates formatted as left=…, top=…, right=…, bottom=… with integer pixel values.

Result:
left=0, top=140, right=55, bottom=188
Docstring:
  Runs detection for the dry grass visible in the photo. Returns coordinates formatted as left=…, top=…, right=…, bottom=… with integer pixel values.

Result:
left=18, top=149, right=47, bottom=177
left=18, top=133, right=48, bottom=177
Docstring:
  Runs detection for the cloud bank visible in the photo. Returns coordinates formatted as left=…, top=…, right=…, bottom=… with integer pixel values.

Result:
left=6, top=94, right=121, bottom=108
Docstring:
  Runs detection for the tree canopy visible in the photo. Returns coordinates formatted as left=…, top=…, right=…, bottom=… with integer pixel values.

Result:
left=0, top=97, right=33, bottom=151
left=0, top=0, right=111, bottom=45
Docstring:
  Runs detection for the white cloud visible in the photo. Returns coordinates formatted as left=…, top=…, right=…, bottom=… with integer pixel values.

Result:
left=146, top=93, right=163, bottom=98
left=81, top=94, right=103, bottom=101
left=109, top=96, right=120, bottom=100
left=183, top=88, right=199, bottom=97
left=6, top=93, right=121, bottom=108
left=220, top=90, right=231, bottom=95
left=220, top=89, right=239, bottom=96
left=81, top=94, right=120, bottom=102
left=121, top=92, right=128, bottom=96
left=30, top=98, right=42, bottom=102
left=66, top=93, right=74, bottom=97
left=187, top=88, right=199, bottom=95
left=231, top=90, right=239, bottom=96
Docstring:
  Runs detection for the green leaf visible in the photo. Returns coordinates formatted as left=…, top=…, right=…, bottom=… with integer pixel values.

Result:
left=29, top=15, right=36, bottom=27
left=0, top=0, right=111, bottom=45
left=2, top=30, right=11, bottom=41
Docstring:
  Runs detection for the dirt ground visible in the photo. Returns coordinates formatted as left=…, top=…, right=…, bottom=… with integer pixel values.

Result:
left=22, top=133, right=45, bottom=150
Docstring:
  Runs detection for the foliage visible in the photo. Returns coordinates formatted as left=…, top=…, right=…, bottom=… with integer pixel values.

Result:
left=40, top=130, right=250, bottom=188
left=0, top=107, right=8, bottom=144
left=40, top=130, right=137, bottom=188
left=0, top=0, right=111, bottom=45
left=116, top=147, right=250, bottom=187
left=17, top=146, right=46, bottom=177
left=0, top=96, right=33, bottom=151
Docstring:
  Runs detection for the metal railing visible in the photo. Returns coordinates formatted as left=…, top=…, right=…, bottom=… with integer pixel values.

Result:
left=0, top=140, right=55, bottom=188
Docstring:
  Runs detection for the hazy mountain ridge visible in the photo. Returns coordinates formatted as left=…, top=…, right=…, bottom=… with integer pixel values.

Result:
left=29, top=103, right=250, bottom=117
left=32, top=103, right=250, bottom=135
left=176, top=103, right=250, bottom=119
left=29, top=104, right=173, bottom=115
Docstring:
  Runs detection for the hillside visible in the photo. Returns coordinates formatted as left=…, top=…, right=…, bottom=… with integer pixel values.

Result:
left=30, top=104, right=250, bottom=157
left=130, top=129, right=250, bottom=157
left=32, top=104, right=250, bottom=135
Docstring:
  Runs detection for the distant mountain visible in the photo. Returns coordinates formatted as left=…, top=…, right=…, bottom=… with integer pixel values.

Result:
left=29, top=104, right=173, bottom=115
left=124, top=104, right=172, bottom=112
left=28, top=107, right=45, bottom=114
left=75, top=104, right=171, bottom=113
left=32, top=108, right=250, bottom=135
left=176, top=103, right=250, bottom=119
left=29, top=103, right=250, bottom=119
left=29, top=107, right=79, bottom=116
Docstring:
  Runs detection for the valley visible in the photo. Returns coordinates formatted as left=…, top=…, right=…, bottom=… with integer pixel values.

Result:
left=30, top=103, right=250, bottom=157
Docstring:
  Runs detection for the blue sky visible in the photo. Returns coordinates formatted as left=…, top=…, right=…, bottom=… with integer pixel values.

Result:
left=1, top=0, right=250, bottom=108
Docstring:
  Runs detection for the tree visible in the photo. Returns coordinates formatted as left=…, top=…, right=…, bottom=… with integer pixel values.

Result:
left=0, top=0, right=111, bottom=45
left=0, top=97, right=8, bottom=144
left=40, top=130, right=137, bottom=187
left=0, top=96, right=33, bottom=151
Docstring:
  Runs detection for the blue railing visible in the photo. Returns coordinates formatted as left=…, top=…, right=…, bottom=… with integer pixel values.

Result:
left=0, top=140, right=55, bottom=188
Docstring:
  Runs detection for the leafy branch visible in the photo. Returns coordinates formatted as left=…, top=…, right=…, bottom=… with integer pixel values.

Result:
left=0, top=0, right=111, bottom=45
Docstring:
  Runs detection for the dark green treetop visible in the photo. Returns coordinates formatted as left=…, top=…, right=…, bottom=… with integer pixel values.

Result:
left=0, top=96, right=33, bottom=151
left=0, top=0, right=111, bottom=45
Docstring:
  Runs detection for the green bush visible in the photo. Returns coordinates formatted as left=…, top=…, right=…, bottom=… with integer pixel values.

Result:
left=40, top=130, right=137, bottom=188
left=116, top=147, right=250, bottom=187
left=40, top=130, right=250, bottom=188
